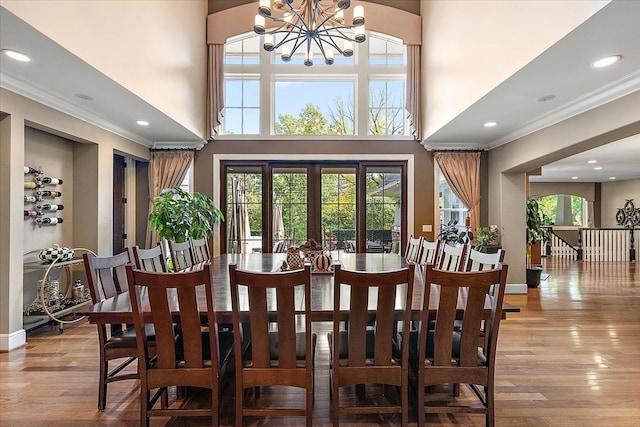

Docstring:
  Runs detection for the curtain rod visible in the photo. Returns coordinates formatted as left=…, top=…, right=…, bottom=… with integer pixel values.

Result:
left=149, top=148, right=196, bottom=152
left=429, top=149, right=484, bottom=156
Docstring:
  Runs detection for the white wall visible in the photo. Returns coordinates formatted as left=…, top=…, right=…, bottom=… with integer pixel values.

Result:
left=420, top=0, right=609, bottom=139
left=2, top=0, right=208, bottom=139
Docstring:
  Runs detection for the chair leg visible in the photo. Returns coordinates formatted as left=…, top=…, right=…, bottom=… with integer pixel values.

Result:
left=486, top=385, right=495, bottom=427
left=211, top=385, right=219, bottom=427
left=417, top=371, right=425, bottom=427
left=98, top=359, right=107, bottom=410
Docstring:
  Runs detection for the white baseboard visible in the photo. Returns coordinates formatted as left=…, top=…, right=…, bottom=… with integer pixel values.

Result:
left=506, top=283, right=528, bottom=294
left=0, top=329, right=27, bottom=352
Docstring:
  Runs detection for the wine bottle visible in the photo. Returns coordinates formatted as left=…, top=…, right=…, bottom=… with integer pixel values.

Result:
left=35, top=217, right=63, bottom=224
left=36, top=176, right=63, bottom=185
left=24, top=166, right=42, bottom=174
left=24, top=195, right=38, bottom=203
left=24, top=210, right=43, bottom=217
left=36, top=190, right=62, bottom=198
left=24, top=181, right=42, bottom=189
left=37, top=204, right=64, bottom=211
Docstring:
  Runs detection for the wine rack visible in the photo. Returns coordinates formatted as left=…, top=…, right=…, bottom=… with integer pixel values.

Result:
left=24, top=165, right=64, bottom=226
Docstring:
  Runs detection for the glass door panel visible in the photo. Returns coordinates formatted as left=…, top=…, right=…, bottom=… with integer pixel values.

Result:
left=226, top=167, right=263, bottom=253
left=365, top=166, right=402, bottom=253
left=272, top=167, right=308, bottom=247
left=321, top=167, right=357, bottom=252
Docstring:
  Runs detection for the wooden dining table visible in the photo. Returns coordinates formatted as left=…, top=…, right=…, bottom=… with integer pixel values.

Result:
left=78, top=252, right=519, bottom=325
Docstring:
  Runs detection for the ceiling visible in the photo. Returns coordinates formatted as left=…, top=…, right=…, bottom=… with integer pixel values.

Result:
left=1, top=1, right=639, bottom=178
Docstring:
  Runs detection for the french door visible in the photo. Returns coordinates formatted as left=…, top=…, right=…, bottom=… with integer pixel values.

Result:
left=222, top=161, right=405, bottom=254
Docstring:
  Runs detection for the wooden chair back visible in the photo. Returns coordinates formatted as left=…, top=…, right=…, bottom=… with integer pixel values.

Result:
left=229, top=263, right=314, bottom=426
left=190, top=237, right=211, bottom=263
left=415, top=264, right=508, bottom=427
left=465, top=248, right=504, bottom=272
left=168, top=240, right=195, bottom=271
left=331, top=262, right=415, bottom=426
left=83, top=251, right=138, bottom=410
left=417, top=239, right=440, bottom=265
left=404, top=235, right=423, bottom=262
left=437, top=243, right=467, bottom=271
left=130, top=245, right=167, bottom=272
left=126, top=264, right=226, bottom=426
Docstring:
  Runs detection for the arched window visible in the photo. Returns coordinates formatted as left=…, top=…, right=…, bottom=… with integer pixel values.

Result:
left=221, top=31, right=408, bottom=138
left=537, top=194, right=588, bottom=226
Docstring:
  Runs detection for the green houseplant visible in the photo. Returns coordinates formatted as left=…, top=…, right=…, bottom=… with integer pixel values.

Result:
left=438, top=219, right=473, bottom=246
left=474, top=226, right=499, bottom=251
left=149, top=187, right=224, bottom=243
left=525, top=196, right=549, bottom=287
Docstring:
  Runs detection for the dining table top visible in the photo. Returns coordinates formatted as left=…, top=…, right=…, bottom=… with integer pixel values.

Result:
left=78, top=252, right=519, bottom=324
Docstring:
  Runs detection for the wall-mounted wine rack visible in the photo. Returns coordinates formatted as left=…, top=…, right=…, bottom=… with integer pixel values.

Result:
left=24, top=165, right=64, bottom=225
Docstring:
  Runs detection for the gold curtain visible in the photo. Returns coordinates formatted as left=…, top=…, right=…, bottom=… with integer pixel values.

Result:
left=434, top=152, right=481, bottom=234
left=145, top=150, right=195, bottom=248
left=206, top=43, right=225, bottom=139
left=405, top=44, right=421, bottom=142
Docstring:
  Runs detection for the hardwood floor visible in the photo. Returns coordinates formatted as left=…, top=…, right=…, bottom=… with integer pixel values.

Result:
left=1, top=259, right=639, bottom=426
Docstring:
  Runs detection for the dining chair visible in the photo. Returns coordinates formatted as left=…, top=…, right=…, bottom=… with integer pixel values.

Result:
left=465, top=248, right=504, bottom=272
left=404, top=235, right=423, bottom=262
left=437, top=243, right=467, bottom=271
left=190, top=237, right=211, bottom=263
left=329, top=262, right=415, bottom=427
left=417, top=239, right=441, bottom=266
left=83, top=251, right=152, bottom=410
left=130, top=245, right=167, bottom=272
left=229, top=263, right=315, bottom=426
left=126, top=264, right=233, bottom=427
left=411, top=264, right=508, bottom=427
left=168, top=240, right=195, bottom=271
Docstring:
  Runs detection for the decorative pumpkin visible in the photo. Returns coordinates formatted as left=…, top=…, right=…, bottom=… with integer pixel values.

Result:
left=286, top=246, right=305, bottom=270
left=312, top=252, right=332, bottom=272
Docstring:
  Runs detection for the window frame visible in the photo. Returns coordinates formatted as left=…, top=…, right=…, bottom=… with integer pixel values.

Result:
left=221, top=31, right=409, bottom=140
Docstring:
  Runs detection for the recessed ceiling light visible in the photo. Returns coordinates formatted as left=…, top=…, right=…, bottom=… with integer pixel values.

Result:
left=483, top=121, right=498, bottom=128
left=136, top=120, right=150, bottom=126
left=594, top=166, right=603, bottom=170
left=75, top=93, right=94, bottom=101
left=591, top=55, right=622, bottom=68
left=536, top=95, right=556, bottom=103
left=609, top=177, right=616, bottom=180
left=588, top=160, right=597, bottom=164
left=1, top=49, right=30, bottom=62
left=571, top=176, right=578, bottom=180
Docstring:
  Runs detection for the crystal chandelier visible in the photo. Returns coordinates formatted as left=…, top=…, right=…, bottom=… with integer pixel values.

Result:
left=254, top=0, right=366, bottom=66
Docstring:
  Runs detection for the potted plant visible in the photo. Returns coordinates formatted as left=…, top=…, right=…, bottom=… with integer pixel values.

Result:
left=525, top=196, right=549, bottom=287
left=438, top=219, right=473, bottom=246
left=474, top=226, right=499, bottom=252
left=149, top=187, right=224, bottom=243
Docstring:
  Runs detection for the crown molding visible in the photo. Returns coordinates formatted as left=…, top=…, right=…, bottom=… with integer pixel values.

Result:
left=488, top=69, right=640, bottom=149
left=1, top=70, right=155, bottom=147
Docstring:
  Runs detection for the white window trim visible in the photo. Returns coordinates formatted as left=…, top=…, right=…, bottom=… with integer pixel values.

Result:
left=220, top=31, right=410, bottom=141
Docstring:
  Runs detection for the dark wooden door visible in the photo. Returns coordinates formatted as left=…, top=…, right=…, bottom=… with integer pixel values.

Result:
left=113, top=154, right=126, bottom=255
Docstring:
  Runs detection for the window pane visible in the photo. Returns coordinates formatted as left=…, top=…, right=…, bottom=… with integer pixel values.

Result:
left=225, top=81, right=242, bottom=107
left=322, top=168, right=356, bottom=251
left=223, top=108, right=242, bottom=135
left=369, top=80, right=406, bottom=135
left=273, top=169, right=308, bottom=246
left=243, top=108, right=260, bottom=134
left=243, top=80, right=260, bottom=107
left=274, top=80, right=355, bottom=135
left=366, top=167, right=402, bottom=254
left=227, top=170, right=262, bottom=253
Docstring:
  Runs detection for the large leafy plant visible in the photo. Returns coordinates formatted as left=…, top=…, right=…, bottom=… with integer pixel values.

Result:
left=474, top=226, right=499, bottom=250
left=438, top=219, right=473, bottom=245
left=149, top=187, right=224, bottom=243
left=526, top=196, right=549, bottom=255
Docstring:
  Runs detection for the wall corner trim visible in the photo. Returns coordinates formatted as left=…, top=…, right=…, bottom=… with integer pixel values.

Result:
left=0, top=329, right=27, bottom=352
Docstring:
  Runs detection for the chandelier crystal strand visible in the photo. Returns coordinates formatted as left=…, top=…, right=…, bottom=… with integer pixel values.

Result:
left=254, top=0, right=366, bottom=66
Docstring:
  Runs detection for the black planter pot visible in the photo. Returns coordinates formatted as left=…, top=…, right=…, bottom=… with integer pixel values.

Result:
left=526, top=266, right=543, bottom=288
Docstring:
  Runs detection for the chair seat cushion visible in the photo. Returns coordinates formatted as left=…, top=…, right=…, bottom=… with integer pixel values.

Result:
left=104, top=323, right=155, bottom=350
